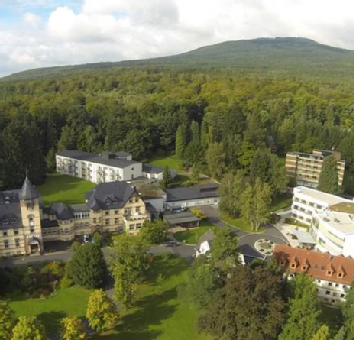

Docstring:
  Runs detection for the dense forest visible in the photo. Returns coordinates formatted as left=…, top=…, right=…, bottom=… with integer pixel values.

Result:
left=2, top=39, right=354, bottom=192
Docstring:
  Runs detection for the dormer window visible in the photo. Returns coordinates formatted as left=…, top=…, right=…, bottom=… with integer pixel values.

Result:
left=11, top=218, right=17, bottom=224
left=338, top=272, right=343, bottom=278
left=291, top=262, right=296, bottom=268
left=280, top=260, right=285, bottom=266
left=302, top=265, right=308, bottom=271
left=326, top=270, right=333, bottom=276
left=2, top=219, right=8, bottom=225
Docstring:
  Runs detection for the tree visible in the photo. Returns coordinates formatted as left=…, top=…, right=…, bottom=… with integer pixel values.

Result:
left=140, top=220, right=168, bottom=244
left=219, top=172, right=245, bottom=218
left=318, top=155, right=339, bottom=194
left=0, top=300, right=16, bottom=340
left=311, top=325, right=330, bottom=340
left=178, top=256, right=220, bottom=309
left=86, top=290, right=118, bottom=332
left=205, top=142, right=225, bottom=179
left=92, top=231, right=103, bottom=247
left=241, top=178, right=272, bottom=231
left=11, top=316, right=48, bottom=340
left=61, top=317, right=87, bottom=340
left=66, top=244, right=106, bottom=289
left=199, top=266, right=286, bottom=340
left=175, top=124, right=187, bottom=158
left=279, top=274, right=321, bottom=340
left=342, top=280, right=354, bottom=339
left=111, top=234, right=149, bottom=308
left=211, top=226, right=239, bottom=268
left=160, top=166, right=171, bottom=189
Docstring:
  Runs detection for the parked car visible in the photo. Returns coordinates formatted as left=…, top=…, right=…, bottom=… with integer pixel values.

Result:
left=165, top=240, right=179, bottom=247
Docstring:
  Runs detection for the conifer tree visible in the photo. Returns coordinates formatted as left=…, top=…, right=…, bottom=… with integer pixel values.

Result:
left=318, top=155, right=339, bottom=194
left=175, top=124, right=187, bottom=159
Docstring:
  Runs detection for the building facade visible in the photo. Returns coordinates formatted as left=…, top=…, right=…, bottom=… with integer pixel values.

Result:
left=0, top=178, right=43, bottom=257
left=286, top=149, right=345, bottom=188
left=292, top=186, right=354, bottom=257
left=56, top=150, right=143, bottom=183
left=274, top=245, right=354, bottom=306
left=0, top=178, right=149, bottom=257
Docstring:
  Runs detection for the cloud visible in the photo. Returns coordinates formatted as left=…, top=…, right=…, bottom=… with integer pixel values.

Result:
left=3, top=0, right=354, bottom=77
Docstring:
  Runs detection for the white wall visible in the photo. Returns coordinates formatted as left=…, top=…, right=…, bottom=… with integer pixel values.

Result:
left=165, top=197, right=220, bottom=210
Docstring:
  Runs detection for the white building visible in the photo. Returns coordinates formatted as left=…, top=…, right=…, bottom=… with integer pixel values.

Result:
left=142, top=164, right=177, bottom=181
left=292, top=186, right=354, bottom=257
left=274, top=244, right=354, bottom=306
left=56, top=150, right=143, bottom=183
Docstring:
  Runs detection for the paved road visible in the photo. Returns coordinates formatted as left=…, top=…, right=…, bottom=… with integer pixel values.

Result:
left=198, top=205, right=288, bottom=258
left=0, top=243, right=196, bottom=268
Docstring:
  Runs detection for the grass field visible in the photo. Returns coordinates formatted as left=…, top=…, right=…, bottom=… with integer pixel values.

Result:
left=95, top=256, right=211, bottom=340
left=10, top=287, right=91, bottom=334
left=174, top=220, right=216, bottom=244
left=149, top=155, right=184, bottom=172
left=37, top=173, right=96, bottom=206
left=220, top=213, right=264, bottom=233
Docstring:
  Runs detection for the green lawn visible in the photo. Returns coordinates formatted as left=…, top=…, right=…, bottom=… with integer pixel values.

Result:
left=10, top=286, right=91, bottom=334
left=95, top=256, right=211, bottom=340
left=174, top=220, right=216, bottom=244
left=220, top=213, right=264, bottom=233
left=270, top=193, right=292, bottom=212
left=149, top=155, right=184, bottom=172
left=37, top=173, right=96, bottom=206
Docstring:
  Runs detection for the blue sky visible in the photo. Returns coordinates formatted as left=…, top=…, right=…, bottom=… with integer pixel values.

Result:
left=1, top=0, right=354, bottom=77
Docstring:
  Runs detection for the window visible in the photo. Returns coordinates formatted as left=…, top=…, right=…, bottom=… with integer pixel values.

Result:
left=11, top=218, right=17, bottom=224
left=335, top=283, right=339, bottom=287
left=136, top=223, right=142, bottom=229
left=325, top=291, right=330, bottom=295
left=93, top=218, right=97, bottom=223
left=327, top=270, right=333, bottom=276
left=129, top=225, right=135, bottom=230
left=131, top=167, right=134, bottom=171
left=4, top=240, right=8, bottom=249
left=115, top=218, right=119, bottom=224
left=105, top=210, right=109, bottom=216
left=14, top=229, right=18, bottom=235
left=3, top=231, right=7, bottom=237
left=2, top=219, right=8, bottom=225
left=341, top=294, right=345, bottom=298
left=136, top=207, right=141, bottom=214
left=15, top=239, right=20, bottom=247
left=328, top=282, right=333, bottom=287
left=135, top=198, right=139, bottom=203
left=291, top=263, right=296, bottom=268
left=333, top=293, right=337, bottom=297
left=30, top=228, right=34, bottom=233
left=125, top=209, right=131, bottom=215
left=338, top=273, right=343, bottom=278
left=105, top=219, right=109, bottom=226
left=115, top=210, right=119, bottom=215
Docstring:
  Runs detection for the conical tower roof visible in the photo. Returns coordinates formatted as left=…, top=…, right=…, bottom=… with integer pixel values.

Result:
left=19, top=177, right=40, bottom=201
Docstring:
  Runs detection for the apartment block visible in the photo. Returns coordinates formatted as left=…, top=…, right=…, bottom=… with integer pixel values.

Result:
left=286, top=149, right=345, bottom=188
left=274, top=245, right=354, bottom=306
left=56, top=150, right=143, bottom=183
left=291, top=186, right=354, bottom=257
left=0, top=178, right=150, bottom=257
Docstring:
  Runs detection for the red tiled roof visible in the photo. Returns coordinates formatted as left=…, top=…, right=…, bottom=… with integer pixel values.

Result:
left=273, top=244, right=354, bottom=285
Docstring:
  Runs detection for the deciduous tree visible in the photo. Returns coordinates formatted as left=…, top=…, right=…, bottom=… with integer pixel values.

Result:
left=86, top=290, right=118, bottom=332
left=11, top=316, right=47, bottom=340
left=0, top=300, right=16, bottom=340
left=61, top=317, right=87, bottom=340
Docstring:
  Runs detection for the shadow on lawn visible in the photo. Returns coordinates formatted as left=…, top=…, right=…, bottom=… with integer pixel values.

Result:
left=37, top=311, right=66, bottom=335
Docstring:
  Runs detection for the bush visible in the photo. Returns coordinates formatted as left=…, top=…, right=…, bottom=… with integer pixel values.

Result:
left=190, top=208, right=207, bottom=219
left=71, top=241, right=81, bottom=251
left=60, top=275, right=74, bottom=289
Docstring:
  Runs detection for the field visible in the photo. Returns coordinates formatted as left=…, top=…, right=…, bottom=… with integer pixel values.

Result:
left=10, top=257, right=209, bottom=340
left=10, top=286, right=90, bottom=334
left=37, top=173, right=96, bottom=206
left=174, top=220, right=216, bottom=244
left=149, top=155, right=184, bottom=172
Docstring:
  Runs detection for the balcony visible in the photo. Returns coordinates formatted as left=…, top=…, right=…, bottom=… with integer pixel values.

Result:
left=124, top=213, right=148, bottom=222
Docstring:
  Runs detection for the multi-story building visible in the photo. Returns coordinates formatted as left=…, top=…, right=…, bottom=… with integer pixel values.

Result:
left=291, top=186, right=354, bottom=257
left=0, top=177, right=43, bottom=257
left=56, top=150, right=143, bottom=183
left=0, top=178, right=149, bottom=257
left=274, top=244, right=354, bottom=306
left=286, top=149, right=345, bottom=188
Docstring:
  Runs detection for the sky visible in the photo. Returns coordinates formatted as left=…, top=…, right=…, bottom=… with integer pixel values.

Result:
left=1, top=0, right=354, bottom=77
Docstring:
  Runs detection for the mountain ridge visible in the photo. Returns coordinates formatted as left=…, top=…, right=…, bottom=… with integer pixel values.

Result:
left=2, top=37, right=354, bottom=82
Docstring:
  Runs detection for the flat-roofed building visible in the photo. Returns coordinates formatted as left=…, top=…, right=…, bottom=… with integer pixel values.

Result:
left=292, top=186, right=354, bottom=257
left=274, top=244, right=354, bottom=306
left=56, top=150, right=143, bottom=183
left=286, top=149, right=345, bottom=188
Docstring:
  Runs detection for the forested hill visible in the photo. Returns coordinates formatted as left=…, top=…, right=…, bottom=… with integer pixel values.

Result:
left=3, top=37, right=354, bottom=82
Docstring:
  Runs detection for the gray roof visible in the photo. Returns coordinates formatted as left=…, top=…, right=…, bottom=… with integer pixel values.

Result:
left=293, top=230, right=316, bottom=245
left=0, top=190, right=23, bottom=229
left=196, top=229, right=215, bottom=249
left=85, top=181, right=135, bottom=210
left=101, top=151, right=131, bottom=158
left=70, top=204, right=90, bottom=212
left=164, top=184, right=220, bottom=202
left=50, top=203, right=73, bottom=220
left=57, top=150, right=139, bottom=169
left=18, top=177, right=40, bottom=201
left=143, top=164, right=164, bottom=174
left=163, top=212, right=201, bottom=225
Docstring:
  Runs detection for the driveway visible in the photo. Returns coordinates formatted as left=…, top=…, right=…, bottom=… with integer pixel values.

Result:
left=195, top=205, right=289, bottom=258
